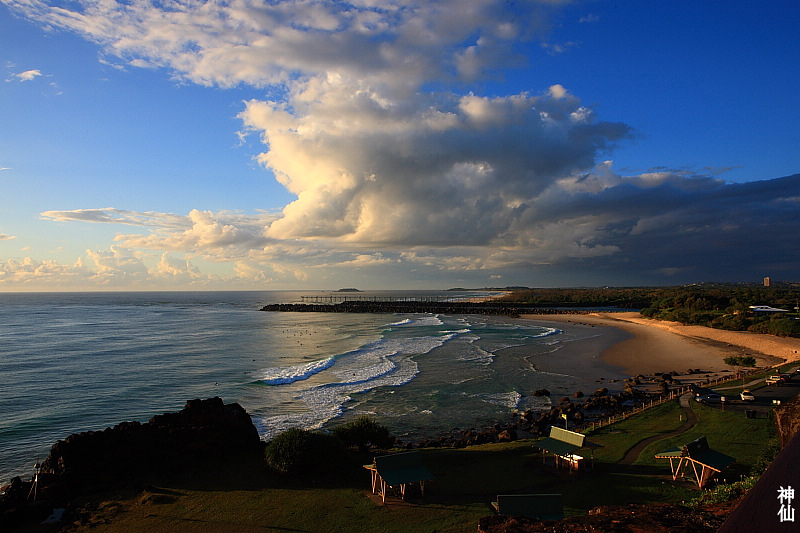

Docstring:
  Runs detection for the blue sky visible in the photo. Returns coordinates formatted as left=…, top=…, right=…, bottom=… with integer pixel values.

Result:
left=1, top=0, right=799, bottom=291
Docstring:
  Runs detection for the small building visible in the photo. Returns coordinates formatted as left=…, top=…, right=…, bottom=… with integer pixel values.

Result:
left=749, top=305, right=789, bottom=315
left=533, top=426, right=603, bottom=472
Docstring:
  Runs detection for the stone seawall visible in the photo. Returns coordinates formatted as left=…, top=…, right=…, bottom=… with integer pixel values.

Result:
left=261, top=300, right=590, bottom=316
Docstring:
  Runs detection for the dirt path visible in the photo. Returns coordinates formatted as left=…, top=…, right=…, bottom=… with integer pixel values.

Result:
left=618, top=394, right=697, bottom=465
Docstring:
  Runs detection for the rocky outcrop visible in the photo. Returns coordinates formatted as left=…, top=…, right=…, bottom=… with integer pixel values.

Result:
left=774, top=394, right=800, bottom=447
left=1, top=398, right=263, bottom=528
left=6, top=398, right=262, bottom=508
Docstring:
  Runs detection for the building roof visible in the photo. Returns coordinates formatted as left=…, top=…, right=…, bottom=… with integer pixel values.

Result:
left=534, top=426, right=602, bottom=456
left=749, top=305, right=789, bottom=313
left=654, top=436, right=735, bottom=472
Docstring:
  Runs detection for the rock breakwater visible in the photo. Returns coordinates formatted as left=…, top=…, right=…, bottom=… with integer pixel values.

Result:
left=261, top=300, right=591, bottom=316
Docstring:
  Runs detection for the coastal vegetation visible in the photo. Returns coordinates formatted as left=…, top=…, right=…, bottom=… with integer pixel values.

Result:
left=264, top=427, right=349, bottom=476
left=330, top=415, right=395, bottom=452
left=500, top=282, right=800, bottom=337
left=723, top=356, right=757, bottom=368
left=263, top=416, right=397, bottom=475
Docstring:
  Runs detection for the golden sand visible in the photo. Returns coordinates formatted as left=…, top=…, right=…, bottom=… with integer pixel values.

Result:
left=524, top=312, right=798, bottom=377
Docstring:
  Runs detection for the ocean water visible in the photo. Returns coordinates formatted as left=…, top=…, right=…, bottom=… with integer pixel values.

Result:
left=0, top=291, right=628, bottom=483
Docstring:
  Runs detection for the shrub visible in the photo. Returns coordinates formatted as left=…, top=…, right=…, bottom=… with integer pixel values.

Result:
left=690, top=476, right=758, bottom=506
left=640, top=307, right=659, bottom=318
left=265, top=428, right=347, bottom=476
left=748, top=317, right=800, bottom=337
left=749, top=441, right=781, bottom=476
left=723, top=355, right=757, bottom=367
left=766, top=318, right=800, bottom=337
left=710, top=313, right=751, bottom=331
left=331, top=416, right=395, bottom=452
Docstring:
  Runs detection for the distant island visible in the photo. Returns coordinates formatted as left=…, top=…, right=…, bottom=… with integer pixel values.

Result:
left=335, top=288, right=361, bottom=292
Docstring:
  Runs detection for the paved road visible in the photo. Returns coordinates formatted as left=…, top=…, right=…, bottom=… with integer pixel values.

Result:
left=714, top=370, right=800, bottom=414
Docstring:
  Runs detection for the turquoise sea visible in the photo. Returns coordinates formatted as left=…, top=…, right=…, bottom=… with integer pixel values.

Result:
left=0, top=291, right=630, bottom=483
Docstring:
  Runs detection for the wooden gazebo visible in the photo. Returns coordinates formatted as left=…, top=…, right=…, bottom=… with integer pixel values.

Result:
left=655, top=436, right=735, bottom=488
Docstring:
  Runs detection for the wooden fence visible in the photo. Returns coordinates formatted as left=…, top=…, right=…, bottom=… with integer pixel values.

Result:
left=584, top=367, right=765, bottom=433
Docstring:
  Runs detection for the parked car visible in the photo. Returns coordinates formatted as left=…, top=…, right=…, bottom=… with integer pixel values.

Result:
left=780, top=374, right=792, bottom=382
left=740, top=390, right=755, bottom=401
left=696, top=393, right=723, bottom=403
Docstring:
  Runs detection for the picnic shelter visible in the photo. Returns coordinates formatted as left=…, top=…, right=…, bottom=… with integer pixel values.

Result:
left=654, top=436, right=735, bottom=488
left=533, top=426, right=602, bottom=472
left=364, top=450, right=434, bottom=503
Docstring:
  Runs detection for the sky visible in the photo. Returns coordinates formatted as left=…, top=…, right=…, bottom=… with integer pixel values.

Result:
left=1, top=0, right=799, bottom=291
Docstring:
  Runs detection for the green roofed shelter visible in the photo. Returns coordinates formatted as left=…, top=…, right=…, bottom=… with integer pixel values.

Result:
left=533, top=426, right=603, bottom=472
left=364, top=450, right=434, bottom=503
left=655, top=436, right=735, bottom=488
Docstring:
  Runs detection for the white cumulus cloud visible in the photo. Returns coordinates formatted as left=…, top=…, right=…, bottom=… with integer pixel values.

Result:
left=3, top=0, right=798, bottom=288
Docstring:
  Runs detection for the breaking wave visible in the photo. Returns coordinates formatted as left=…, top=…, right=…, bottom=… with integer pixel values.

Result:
left=258, top=357, right=335, bottom=385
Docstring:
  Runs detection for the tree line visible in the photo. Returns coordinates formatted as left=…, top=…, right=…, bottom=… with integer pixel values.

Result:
left=499, top=282, right=800, bottom=337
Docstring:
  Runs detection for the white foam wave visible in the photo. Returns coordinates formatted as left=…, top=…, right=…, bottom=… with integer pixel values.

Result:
left=456, top=345, right=494, bottom=365
left=390, top=315, right=444, bottom=328
left=259, top=357, right=335, bottom=385
left=256, top=332, right=457, bottom=440
left=478, top=391, right=523, bottom=410
left=334, top=359, right=397, bottom=384
left=532, top=327, right=561, bottom=338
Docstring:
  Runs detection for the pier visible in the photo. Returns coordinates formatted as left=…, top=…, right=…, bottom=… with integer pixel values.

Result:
left=299, top=295, right=470, bottom=304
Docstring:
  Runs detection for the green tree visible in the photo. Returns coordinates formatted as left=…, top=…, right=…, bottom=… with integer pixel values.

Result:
left=265, top=428, right=348, bottom=476
left=331, top=416, right=395, bottom=452
left=724, top=355, right=757, bottom=387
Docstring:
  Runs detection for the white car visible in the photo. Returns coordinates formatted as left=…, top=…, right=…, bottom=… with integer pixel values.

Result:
left=740, top=390, right=755, bottom=402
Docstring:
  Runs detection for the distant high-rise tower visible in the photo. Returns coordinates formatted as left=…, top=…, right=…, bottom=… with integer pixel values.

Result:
left=764, top=277, right=771, bottom=287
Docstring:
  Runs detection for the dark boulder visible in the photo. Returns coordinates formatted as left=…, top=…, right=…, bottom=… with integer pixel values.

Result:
left=497, top=429, right=518, bottom=442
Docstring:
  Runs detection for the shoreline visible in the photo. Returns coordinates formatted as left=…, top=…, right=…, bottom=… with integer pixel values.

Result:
left=410, top=312, right=798, bottom=448
left=524, top=312, right=792, bottom=378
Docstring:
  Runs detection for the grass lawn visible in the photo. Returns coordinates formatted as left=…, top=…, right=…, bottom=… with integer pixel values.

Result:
left=585, top=401, right=687, bottom=463
left=635, top=401, right=777, bottom=480
left=51, top=399, right=778, bottom=533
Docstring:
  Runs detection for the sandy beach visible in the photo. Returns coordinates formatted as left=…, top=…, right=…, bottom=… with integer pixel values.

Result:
left=524, top=312, right=797, bottom=378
